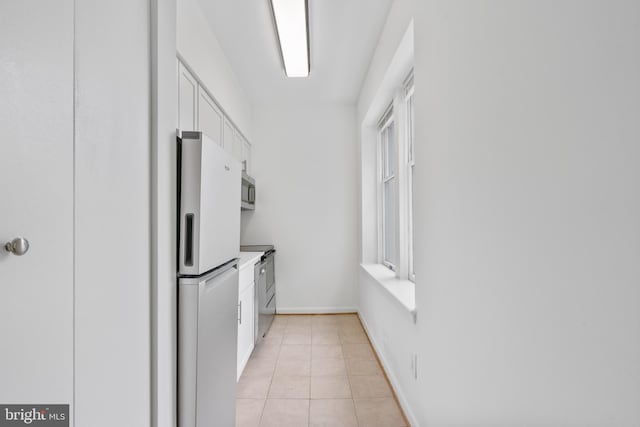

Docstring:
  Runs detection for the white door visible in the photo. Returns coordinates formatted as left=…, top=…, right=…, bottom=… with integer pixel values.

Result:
left=0, top=0, right=74, bottom=410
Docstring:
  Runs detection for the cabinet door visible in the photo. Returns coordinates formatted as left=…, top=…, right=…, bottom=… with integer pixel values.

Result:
left=237, top=282, right=255, bottom=380
left=232, top=128, right=243, bottom=162
left=198, top=87, right=223, bottom=147
left=176, top=58, right=180, bottom=128
left=242, top=139, right=252, bottom=174
left=177, top=62, right=198, bottom=131
left=223, top=118, right=235, bottom=156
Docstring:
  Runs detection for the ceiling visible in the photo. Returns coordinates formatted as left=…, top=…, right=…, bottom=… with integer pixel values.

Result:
left=197, top=0, right=394, bottom=105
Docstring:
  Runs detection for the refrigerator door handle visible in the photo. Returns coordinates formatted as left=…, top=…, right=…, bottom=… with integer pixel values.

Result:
left=202, top=261, right=239, bottom=293
left=179, top=258, right=239, bottom=283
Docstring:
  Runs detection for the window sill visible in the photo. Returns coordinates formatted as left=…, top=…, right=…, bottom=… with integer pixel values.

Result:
left=360, top=263, right=416, bottom=322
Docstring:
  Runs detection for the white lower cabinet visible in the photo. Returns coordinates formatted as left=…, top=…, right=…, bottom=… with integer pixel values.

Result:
left=237, top=280, right=255, bottom=380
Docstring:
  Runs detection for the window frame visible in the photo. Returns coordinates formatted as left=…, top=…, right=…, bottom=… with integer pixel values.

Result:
left=375, top=71, right=415, bottom=280
left=378, top=110, right=397, bottom=271
left=405, top=83, right=416, bottom=282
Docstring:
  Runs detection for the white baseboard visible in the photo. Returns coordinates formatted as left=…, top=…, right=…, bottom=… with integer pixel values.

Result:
left=276, top=306, right=358, bottom=314
left=358, top=311, right=419, bottom=427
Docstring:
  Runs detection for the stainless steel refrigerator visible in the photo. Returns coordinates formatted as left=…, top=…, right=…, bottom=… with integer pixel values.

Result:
left=177, top=131, right=241, bottom=427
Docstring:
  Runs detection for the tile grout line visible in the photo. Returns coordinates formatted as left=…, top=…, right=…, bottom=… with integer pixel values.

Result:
left=308, top=331, right=311, bottom=426
left=256, top=319, right=283, bottom=427
left=256, top=398, right=267, bottom=427
left=342, top=336, right=361, bottom=427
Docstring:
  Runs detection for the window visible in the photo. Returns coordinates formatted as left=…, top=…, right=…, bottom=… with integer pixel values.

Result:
left=377, top=71, right=415, bottom=280
left=379, top=112, right=397, bottom=269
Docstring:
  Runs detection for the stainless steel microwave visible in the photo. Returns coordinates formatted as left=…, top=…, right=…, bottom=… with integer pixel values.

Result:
left=241, top=172, right=255, bottom=210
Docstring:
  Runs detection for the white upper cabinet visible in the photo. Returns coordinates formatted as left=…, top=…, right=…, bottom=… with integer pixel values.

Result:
left=177, top=62, right=198, bottom=132
left=232, top=128, right=243, bottom=162
left=176, top=58, right=180, bottom=128
left=223, top=118, right=235, bottom=157
left=198, top=87, right=223, bottom=147
left=241, top=138, right=252, bottom=175
left=177, top=58, right=252, bottom=166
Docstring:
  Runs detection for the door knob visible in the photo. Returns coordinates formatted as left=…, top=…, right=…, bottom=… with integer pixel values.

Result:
left=5, top=237, right=29, bottom=256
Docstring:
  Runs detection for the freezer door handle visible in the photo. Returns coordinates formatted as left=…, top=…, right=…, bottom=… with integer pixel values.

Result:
left=184, top=213, right=194, bottom=266
left=238, top=301, right=242, bottom=324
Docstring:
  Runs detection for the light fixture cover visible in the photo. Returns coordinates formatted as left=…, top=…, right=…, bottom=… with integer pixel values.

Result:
left=270, top=0, right=310, bottom=78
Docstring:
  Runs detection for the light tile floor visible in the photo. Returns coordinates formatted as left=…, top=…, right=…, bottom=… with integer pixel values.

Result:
left=236, top=314, right=407, bottom=427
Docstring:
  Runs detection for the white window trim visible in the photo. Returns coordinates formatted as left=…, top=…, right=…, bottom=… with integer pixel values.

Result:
left=376, top=73, right=415, bottom=281
left=406, top=83, right=416, bottom=282
left=378, top=112, right=396, bottom=271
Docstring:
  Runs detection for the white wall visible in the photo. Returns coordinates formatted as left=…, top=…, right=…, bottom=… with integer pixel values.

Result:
left=177, top=0, right=252, bottom=139
left=410, top=1, right=640, bottom=425
left=357, top=0, right=413, bottom=123
left=241, top=104, right=359, bottom=313
left=355, top=0, right=420, bottom=424
left=358, top=1, right=640, bottom=425
left=74, top=0, right=151, bottom=425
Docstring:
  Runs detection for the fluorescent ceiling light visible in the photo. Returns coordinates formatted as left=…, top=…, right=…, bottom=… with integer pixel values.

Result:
left=270, top=0, right=310, bottom=78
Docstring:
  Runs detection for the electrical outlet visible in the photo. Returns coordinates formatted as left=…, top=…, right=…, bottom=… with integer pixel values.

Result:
left=410, top=354, right=418, bottom=379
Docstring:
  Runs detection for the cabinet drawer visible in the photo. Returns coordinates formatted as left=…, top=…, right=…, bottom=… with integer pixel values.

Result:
left=239, top=264, right=254, bottom=293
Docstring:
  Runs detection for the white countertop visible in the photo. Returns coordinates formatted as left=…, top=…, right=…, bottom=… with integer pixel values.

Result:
left=238, top=251, right=263, bottom=270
